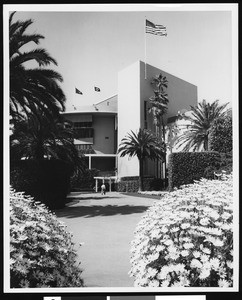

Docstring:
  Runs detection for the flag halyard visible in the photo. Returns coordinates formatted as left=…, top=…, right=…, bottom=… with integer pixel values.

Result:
left=146, top=19, right=167, bottom=36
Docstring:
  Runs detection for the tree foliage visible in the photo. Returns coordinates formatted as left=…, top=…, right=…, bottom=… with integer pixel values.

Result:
left=118, top=128, right=166, bottom=191
left=9, top=11, right=66, bottom=121
left=148, top=73, right=169, bottom=139
left=175, top=99, right=229, bottom=151
left=10, top=112, right=84, bottom=172
left=209, top=111, right=232, bottom=153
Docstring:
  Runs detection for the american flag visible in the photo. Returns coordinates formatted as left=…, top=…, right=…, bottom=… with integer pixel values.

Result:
left=146, top=19, right=167, bottom=36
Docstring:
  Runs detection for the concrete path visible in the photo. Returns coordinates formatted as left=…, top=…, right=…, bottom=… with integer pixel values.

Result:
left=55, top=192, right=158, bottom=287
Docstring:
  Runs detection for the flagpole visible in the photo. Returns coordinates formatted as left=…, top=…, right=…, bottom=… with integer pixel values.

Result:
left=144, top=17, right=147, bottom=80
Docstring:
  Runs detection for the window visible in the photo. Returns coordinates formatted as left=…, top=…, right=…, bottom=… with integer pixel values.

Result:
left=73, top=121, right=92, bottom=128
left=73, top=121, right=94, bottom=138
left=75, top=127, right=94, bottom=138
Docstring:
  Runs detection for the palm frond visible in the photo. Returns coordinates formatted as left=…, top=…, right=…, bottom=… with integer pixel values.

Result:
left=175, top=99, right=229, bottom=151
left=10, top=48, right=57, bottom=67
left=118, top=128, right=166, bottom=161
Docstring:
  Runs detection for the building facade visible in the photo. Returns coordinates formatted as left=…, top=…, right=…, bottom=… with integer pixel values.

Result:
left=62, top=60, right=198, bottom=180
left=63, top=95, right=118, bottom=176
left=117, top=61, right=197, bottom=178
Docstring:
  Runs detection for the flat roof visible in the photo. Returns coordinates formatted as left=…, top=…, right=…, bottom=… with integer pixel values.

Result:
left=63, top=94, right=117, bottom=115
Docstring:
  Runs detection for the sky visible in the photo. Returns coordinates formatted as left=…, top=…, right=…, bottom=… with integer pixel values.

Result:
left=6, top=4, right=237, bottom=111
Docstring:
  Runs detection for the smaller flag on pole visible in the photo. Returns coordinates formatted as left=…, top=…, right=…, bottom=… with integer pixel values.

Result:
left=75, top=88, right=83, bottom=95
left=94, top=86, right=101, bottom=92
left=146, top=19, right=167, bottom=36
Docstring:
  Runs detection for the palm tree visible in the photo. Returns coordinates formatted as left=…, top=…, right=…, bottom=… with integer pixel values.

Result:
left=175, top=99, right=229, bottom=151
left=9, top=11, right=66, bottom=121
left=118, top=128, right=166, bottom=191
left=148, top=73, right=169, bottom=179
left=10, top=112, right=84, bottom=172
left=148, top=73, right=169, bottom=140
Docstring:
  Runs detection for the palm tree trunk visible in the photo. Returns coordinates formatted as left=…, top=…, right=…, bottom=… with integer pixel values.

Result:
left=35, top=134, right=45, bottom=161
left=139, top=158, right=144, bottom=191
left=204, top=135, right=209, bottom=151
left=161, top=117, right=167, bottom=179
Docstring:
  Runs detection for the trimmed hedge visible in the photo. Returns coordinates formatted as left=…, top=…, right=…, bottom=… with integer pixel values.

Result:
left=70, top=168, right=100, bottom=191
left=117, top=177, right=167, bottom=192
left=168, top=151, right=221, bottom=190
left=10, top=159, right=73, bottom=209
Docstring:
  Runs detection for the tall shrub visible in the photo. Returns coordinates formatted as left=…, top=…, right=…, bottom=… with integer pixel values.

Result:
left=70, top=168, right=99, bottom=191
left=168, top=152, right=221, bottom=190
left=210, top=113, right=232, bottom=153
left=10, top=159, right=73, bottom=209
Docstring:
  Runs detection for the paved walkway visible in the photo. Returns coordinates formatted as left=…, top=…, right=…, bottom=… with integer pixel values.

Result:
left=55, top=192, right=158, bottom=287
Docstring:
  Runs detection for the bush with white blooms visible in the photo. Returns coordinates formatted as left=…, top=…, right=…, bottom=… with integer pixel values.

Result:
left=129, top=174, right=233, bottom=288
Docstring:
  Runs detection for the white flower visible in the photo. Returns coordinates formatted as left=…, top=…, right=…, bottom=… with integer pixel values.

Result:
left=221, top=223, right=232, bottom=231
left=199, top=267, right=211, bottom=280
left=209, top=210, right=220, bottom=220
left=181, top=223, right=190, bottom=229
left=170, top=227, right=179, bottom=233
left=202, top=247, right=211, bottom=255
left=156, top=245, right=165, bottom=252
left=161, top=279, right=170, bottom=287
left=226, top=260, right=233, bottom=269
left=174, top=263, right=186, bottom=273
left=168, top=252, right=180, bottom=260
left=164, top=239, right=173, bottom=246
left=149, top=279, right=160, bottom=287
left=151, top=229, right=161, bottom=238
left=209, top=227, right=223, bottom=236
left=183, top=237, right=192, bottom=243
left=200, top=217, right=210, bottom=226
left=221, top=212, right=231, bottom=220
left=181, top=250, right=189, bottom=257
left=193, top=251, right=201, bottom=258
left=213, top=238, right=224, bottom=247
left=171, top=281, right=183, bottom=287
left=210, top=258, right=220, bottom=270
left=168, top=245, right=177, bottom=253
left=183, top=242, right=194, bottom=249
left=200, top=254, right=209, bottom=262
left=179, top=276, right=190, bottom=287
left=190, top=258, right=202, bottom=269
left=218, top=279, right=230, bottom=287
left=157, top=266, right=170, bottom=280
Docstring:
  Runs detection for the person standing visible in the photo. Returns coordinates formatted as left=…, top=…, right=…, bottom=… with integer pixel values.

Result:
left=101, top=183, right=106, bottom=195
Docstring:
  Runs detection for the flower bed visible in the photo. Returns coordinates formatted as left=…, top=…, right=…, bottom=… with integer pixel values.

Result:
left=10, top=189, right=84, bottom=288
left=129, top=175, right=233, bottom=287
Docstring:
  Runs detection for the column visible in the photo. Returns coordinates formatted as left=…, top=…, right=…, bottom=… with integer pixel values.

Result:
left=109, top=178, right=111, bottom=192
left=95, top=178, right=98, bottom=193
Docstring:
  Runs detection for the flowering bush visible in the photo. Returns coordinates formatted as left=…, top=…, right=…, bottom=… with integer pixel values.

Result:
left=138, top=191, right=169, bottom=197
left=129, top=175, right=233, bottom=287
left=10, top=189, right=84, bottom=288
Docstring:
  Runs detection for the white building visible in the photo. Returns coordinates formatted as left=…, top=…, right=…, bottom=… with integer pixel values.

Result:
left=62, top=60, right=198, bottom=180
